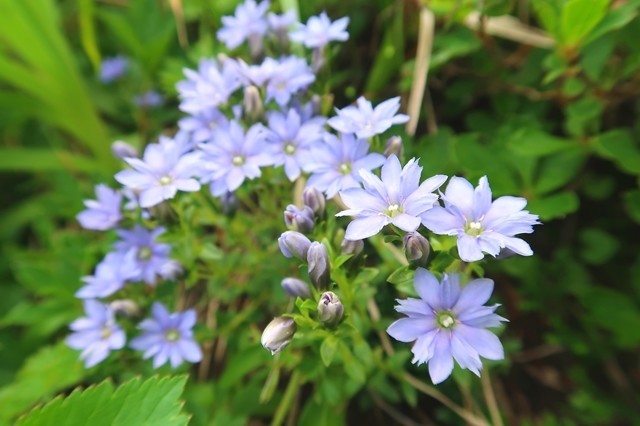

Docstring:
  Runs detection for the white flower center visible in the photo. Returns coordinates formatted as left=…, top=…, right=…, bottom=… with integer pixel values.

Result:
left=165, top=329, right=180, bottom=342
left=232, top=155, right=245, bottom=166
left=339, top=162, right=351, bottom=175
left=386, top=203, right=402, bottom=217
left=465, top=221, right=483, bottom=237
left=284, top=143, right=296, bottom=155
left=159, top=175, right=172, bottom=185
left=138, top=246, right=153, bottom=260
left=436, top=311, right=456, bottom=329
left=100, top=326, right=113, bottom=339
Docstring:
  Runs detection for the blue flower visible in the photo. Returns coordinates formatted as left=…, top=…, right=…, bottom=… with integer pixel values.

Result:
left=328, top=96, right=409, bottom=139
left=387, top=269, right=507, bottom=384
left=422, top=176, right=540, bottom=262
left=177, top=59, right=240, bottom=114
left=289, top=12, right=349, bottom=48
left=337, top=155, right=446, bottom=240
left=99, top=55, right=128, bottom=83
left=77, top=184, right=123, bottom=231
left=217, top=0, right=270, bottom=49
left=66, top=300, right=126, bottom=367
left=267, top=10, right=297, bottom=36
left=134, top=90, right=163, bottom=108
left=199, top=121, right=274, bottom=196
left=305, top=133, right=385, bottom=198
left=234, top=57, right=277, bottom=87
left=76, top=251, right=140, bottom=299
left=266, top=109, right=326, bottom=181
left=130, top=302, right=202, bottom=368
left=115, top=138, right=202, bottom=208
left=178, top=108, right=230, bottom=144
left=114, top=225, right=180, bottom=284
left=265, top=56, right=315, bottom=106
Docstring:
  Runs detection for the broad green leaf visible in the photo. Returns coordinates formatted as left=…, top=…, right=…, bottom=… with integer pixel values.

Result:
left=17, top=376, right=189, bottom=426
left=583, top=0, right=640, bottom=45
left=430, top=27, right=481, bottom=70
left=528, top=192, right=579, bottom=220
left=579, top=228, right=619, bottom=265
left=531, top=0, right=562, bottom=36
left=623, top=190, right=640, bottom=224
left=0, top=343, right=86, bottom=424
left=593, top=129, right=640, bottom=174
left=508, top=130, right=574, bottom=157
left=561, top=0, right=610, bottom=46
left=534, top=148, right=587, bottom=195
left=320, top=336, right=338, bottom=367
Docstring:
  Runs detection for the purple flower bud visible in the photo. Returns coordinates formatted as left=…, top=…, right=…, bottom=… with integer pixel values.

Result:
left=302, top=187, right=325, bottom=217
left=111, top=140, right=139, bottom=159
left=307, top=241, right=330, bottom=289
left=340, top=237, right=364, bottom=256
left=278, top=231, right=312, bottom=260
left=284, top=205, right=315, bottom=233
left=243, top=85, right=264, bottom=119
left=281, top=277, right=313, bottom=299
left=384, top=135, right=403, bottom=158
left=219, top=191, right=239, bottom=215
left=403, top=232, right=431, bottom=267
left=261, top=316, right=297, bottom=355
left=317, top=291, right=344, bottom=326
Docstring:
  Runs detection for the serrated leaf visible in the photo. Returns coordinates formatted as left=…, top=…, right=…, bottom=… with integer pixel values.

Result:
left=17, top=376, right=189, bottom=426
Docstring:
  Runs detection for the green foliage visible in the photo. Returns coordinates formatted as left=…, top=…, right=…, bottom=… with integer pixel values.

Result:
left=17, top=376, right=189, bottom=426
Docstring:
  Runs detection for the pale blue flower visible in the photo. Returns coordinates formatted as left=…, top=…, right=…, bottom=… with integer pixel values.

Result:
left=387, top=269, right=507, bottom=384
left=422, top=176, right=540, bottom=262
left=268, top=10, right=297, bottom=35
left=328, top=96, right=409, bottom=139
left=115, top=138, right=201, bottom=208
left=178, top=108, right=230, bottom=144
left=289, top=12, right=349, bottom=48
left=130, top=302, right=202, bottom=368
left=76, top=251, right=140, bottom=299
left=217, top=0, right=270, bottom=49
left=77, top=184, right=123, bottom=231
left=134, top=90, right=163, bottom=108
left=305, top=133, right=385, bottom=198
left=337, top=155, right=446, bottom=240
left=198, top=121, right=273, bottom=196
left=66, top=300, right=126, bottom=368
left=177, top=59, right=240, bottom=114
left=265, top=56, right=315, bottom=106
left=99, top=56, right=128, bottom=83
left=266, top=109, right=326, bottom=181
left=114, top=225, right=180, bottom=284
left=234, top=57, right=277, bottom=87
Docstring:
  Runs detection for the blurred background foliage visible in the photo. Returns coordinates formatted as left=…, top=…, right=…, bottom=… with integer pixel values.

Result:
left=1, top=0, right=639, bottom=424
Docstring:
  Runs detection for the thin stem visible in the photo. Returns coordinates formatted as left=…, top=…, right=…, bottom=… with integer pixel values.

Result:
left=271, top=370, right=302, bottom=426
left=481, top=370, right=503, bottom=426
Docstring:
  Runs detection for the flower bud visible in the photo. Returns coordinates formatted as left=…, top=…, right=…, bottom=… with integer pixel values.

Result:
left=243, top=85, right=264, bottom=120
left=284, top=205, right=314, bottom=233
left=384, top=136, right=404, bottom=158
left=307, top=242, right=330, bottom=289
left=317, top=291, right=344, bottom=326
left=278, top=231, right=311, bottom=260
left=281, top=277, right=312, bottom=299
left=111, top=140, right=138, bottom=159
left=261, top=316, right=297, bottom=355
left=403, top=232, right=430, bottom=267
left=340, top=237, right=364, bottom=256
left=302, top=187, right=325, bottom=217
left=109, top=299, right=140, bottom=317
left=219, top=191, right=239, bottom=216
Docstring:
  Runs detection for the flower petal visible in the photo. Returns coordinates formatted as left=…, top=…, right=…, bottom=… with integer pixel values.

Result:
left=344, top=215, right=387, bottom=240
left=428, top=333, right=454, bottom=384
left=386, top=317, right=436, bottom=343
left=454, top=278, right=494, bottom=313
left=456, top=324, right=504, bottom=360
left=414, top=268, right=442, bottom=310
left=457, top=234, right=484, bottom=262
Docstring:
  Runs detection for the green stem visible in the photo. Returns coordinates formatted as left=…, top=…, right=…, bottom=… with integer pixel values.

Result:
left=271, top=370, right=302, bottom=426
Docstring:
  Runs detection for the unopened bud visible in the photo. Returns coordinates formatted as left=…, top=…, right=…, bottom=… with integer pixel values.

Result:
left=403, top=232, right=430, bottom=267
left=109, top=300, right=140, bottom=317
left=111, top=140, right=138, bottom=159
left=281, top=277, right=312, bottom=299
left=243, top=85, right=264, bottom=120
left=278, top=231, right=311, bottom=260
left=384, top=136, right=404, bottom=158
left=311, top=46, right=326, bottom=72
left=340, top=237, right=364, bottom=256
left=317, top=291, right=344, bottom=326
left=284, top=205, right=315, bottom=233
left=261, top=316, right=297, bottom=355
left=307, top=242, right=330, bottom=289
left=219, top=191, right=239, bottom=216
left=302, top=187, right=325, bottom=217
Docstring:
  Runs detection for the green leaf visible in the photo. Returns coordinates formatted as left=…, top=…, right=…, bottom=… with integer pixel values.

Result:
left=534, top=148, right=587, bottom=195
left=17, top=376, right=189, bottom=426
left=0, top=148, right=97, bottom=173
left=320, top=336, right=338, bottom=367
left=583, top=0, right=640, bottom=45
left=579, top=228, right=619, bottom=265
left=561, top=0, right=610, bottom=46
left=593, top=129, right=640, bottom=174
left=623, top=190, right=640, bottom=224
left=0, top=343, right=86, bottom=423
left=531, top=0, right=562, bottom=36
left=430, top=27, right=481, bottom=70
left=508, top=129, right=574, bottom=157
left=528, top=192, right=580, bottom=220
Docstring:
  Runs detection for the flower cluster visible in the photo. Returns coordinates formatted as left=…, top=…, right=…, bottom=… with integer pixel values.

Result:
left=71, top=0, right=541, bottom=387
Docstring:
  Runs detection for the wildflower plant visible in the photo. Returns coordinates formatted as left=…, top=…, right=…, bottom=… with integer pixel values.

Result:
left=63, top=0, right=543, bottom=424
